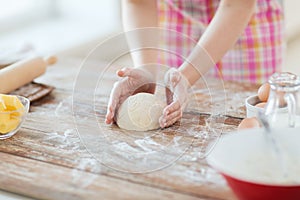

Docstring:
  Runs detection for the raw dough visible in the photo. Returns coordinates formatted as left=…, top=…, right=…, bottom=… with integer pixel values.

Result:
left=116, top=93, right=166, bottom=131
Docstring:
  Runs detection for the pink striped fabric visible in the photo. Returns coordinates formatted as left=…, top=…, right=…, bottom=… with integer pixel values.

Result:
left=157, top=0, right=284, bottom=84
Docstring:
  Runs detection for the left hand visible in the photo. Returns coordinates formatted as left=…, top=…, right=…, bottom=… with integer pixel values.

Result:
left=159, top=68, right=190, bottom=128
left=105, top=67, right=156, bottom=124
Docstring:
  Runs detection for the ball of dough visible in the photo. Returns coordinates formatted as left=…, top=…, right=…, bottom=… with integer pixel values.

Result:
left=116, top=93, right=166, bottom=131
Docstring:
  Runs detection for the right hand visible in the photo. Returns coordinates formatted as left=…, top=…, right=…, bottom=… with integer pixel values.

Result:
left=105, top=67, right=156, bottom=124
left=159, top=68, right=190, bottom=128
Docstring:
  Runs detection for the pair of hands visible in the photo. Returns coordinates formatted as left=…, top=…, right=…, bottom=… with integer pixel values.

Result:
left=105, top=67, right=189, bottom=128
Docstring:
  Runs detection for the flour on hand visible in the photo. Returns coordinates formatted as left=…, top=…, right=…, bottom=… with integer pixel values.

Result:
left=116, top=93, right=166, bottom=131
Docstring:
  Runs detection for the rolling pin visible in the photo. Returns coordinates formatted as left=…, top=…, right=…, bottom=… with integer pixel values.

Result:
left=0, top=56, right=57, bottom=94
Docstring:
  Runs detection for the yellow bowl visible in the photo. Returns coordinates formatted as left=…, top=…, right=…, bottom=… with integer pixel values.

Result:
left=0, top=95, right=30, bottom=139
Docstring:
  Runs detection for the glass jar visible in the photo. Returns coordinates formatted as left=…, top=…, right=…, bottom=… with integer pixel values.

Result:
left=264, top=72, right=300, bottom=128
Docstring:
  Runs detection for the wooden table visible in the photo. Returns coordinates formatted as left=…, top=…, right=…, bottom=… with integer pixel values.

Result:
left=0, top=56, right=258, bottom=200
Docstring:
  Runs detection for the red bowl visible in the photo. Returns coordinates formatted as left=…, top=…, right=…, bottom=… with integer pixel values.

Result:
left=207, top=128, right=300, bottom=200
left=222, top=173, right=300, bottom=200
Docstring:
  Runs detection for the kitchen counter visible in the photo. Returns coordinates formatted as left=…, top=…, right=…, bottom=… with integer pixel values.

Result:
left=0, top=56, right=258, bottom=200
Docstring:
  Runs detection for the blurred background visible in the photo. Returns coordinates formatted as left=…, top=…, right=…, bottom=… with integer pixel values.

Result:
left=0, top=0, right=299, bottom=74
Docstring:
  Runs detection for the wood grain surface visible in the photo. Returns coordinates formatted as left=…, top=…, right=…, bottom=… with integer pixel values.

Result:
left=0, top=57, right=259, bottom=200
left=10, top=82, right=54, bottom=102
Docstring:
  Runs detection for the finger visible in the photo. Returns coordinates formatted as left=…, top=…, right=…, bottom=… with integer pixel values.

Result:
left=159, top=101, right=180, bottom=128
left=164, top=68, right=178, bottom=84
left=159, top=110, right=182, bottom=128
left=163, top=101, right=181, bottom=116
left=116, top=68, right=128, bottom=77
left=165, top=109, right=182, bottom=122
left=105, top=100, right=117, bottom=124
left=164, top=69, right=181, bottom=105
left=159, top=105, right=182, bottom=128
left=169, top=69, right=181, bottom=88
left=105, top=105, right=115, bottom=124
left=164, top=114, right=182, bottom=128
left=105, top=82, right=121, bottom=124
left=117, top=67, right=143, bottom=79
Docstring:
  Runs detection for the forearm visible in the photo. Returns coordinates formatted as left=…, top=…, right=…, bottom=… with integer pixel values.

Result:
left=122, top=0, right=159, bottom=75
left=179, top=0, right=256, bottom=85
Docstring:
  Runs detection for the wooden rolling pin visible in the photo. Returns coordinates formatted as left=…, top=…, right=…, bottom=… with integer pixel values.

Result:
left=0, top=56, right=57, bottom=94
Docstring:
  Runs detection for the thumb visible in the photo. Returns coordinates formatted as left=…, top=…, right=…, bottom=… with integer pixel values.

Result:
left=105, top=82, right=122, bottom=124
left=165, top=87, right=173, bottom=105
left=117, top=67, right=143, bottom=79
left=165, top=68, right=181, bottom=89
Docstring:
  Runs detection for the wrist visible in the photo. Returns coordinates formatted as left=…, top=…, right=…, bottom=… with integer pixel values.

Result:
left=178, top=45, right=215, bottom=86
left=178, top=62, right=201, bottom=86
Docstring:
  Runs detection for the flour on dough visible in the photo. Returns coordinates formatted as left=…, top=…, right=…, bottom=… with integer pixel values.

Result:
left=116, top=93, right=166, bottom=131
